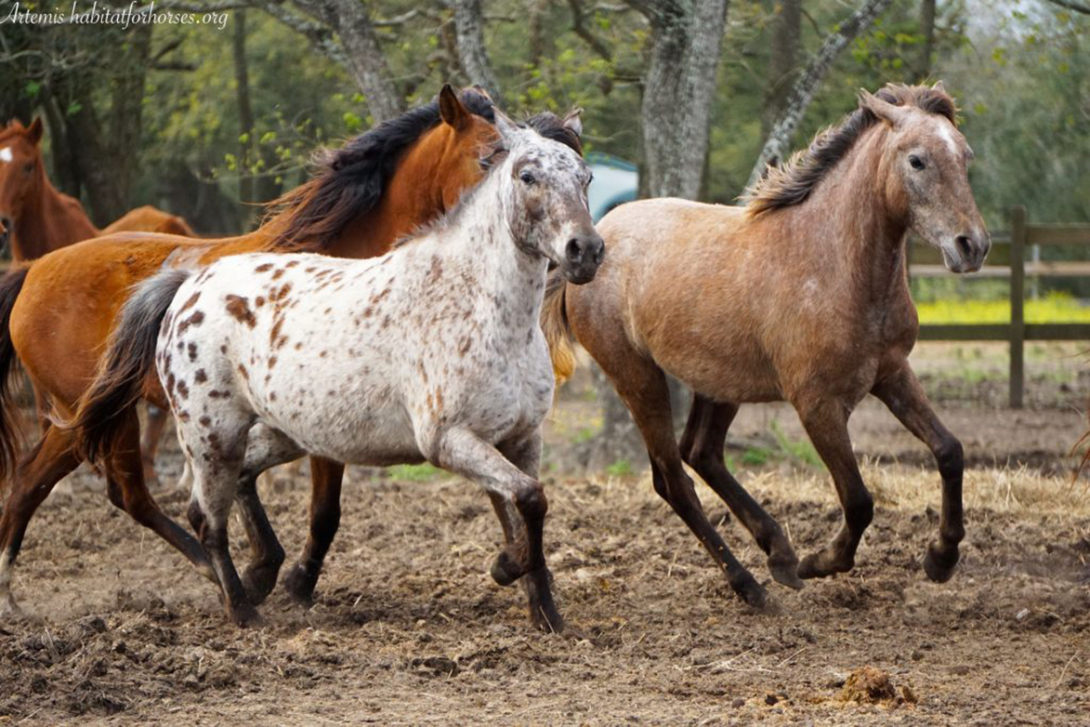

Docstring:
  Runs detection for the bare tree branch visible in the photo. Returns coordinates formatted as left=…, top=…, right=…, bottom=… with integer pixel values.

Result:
left=1043, top=0, right=1090, bottom=14
left=568, top=0, right=613, bottom=61
left=745, top=0, right=894, bottom=190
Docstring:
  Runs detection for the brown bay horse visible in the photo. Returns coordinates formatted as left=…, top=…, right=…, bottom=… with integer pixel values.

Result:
left=0, top=117, right=196, bottom=482
left=543, top=83, right=990, bottom=608
left=0, top=118, right=194, bottom=260
left=0, top=87, right=580, bottom=618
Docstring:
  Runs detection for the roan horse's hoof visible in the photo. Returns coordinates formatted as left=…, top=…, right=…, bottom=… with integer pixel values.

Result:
left=281, top=564, right=318, bottom=607
left=923, top=543, right=959, bottom=583
left=490, top=550, right=526, bottom=587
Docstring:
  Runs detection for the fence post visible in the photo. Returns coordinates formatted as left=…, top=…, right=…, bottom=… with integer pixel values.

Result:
left=1009, top=205, right=1026, bottom=409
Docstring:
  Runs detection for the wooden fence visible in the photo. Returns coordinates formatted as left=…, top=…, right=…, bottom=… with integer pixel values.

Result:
left=908, top=205, right=1090, bottom=408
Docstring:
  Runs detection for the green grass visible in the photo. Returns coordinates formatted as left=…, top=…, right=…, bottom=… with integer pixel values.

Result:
left=770, top=421, right=824, bottom=469
left=386, top=463, right=447, bottom=481
left=606, top=459, right=634, bottom=477
left=917, top=291, right=1090, bottom=324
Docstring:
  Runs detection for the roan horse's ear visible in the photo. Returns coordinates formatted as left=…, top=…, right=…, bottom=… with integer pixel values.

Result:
left=26, top=117, right=43, bottom=145
left=858, top=89, right=909, bottom=128
left=492, top=108, right=520, bottom=141
left=562, top=108, right=584, bottom=138
left=439, top=84, right=472, bottom=132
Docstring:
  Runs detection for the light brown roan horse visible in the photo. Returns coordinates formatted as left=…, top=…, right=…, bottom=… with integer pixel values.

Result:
left=543, top=83, right=990, bottom=608
left=0, top=118, right=194, bottom=260
left=0, top=88, right=580, bottom=618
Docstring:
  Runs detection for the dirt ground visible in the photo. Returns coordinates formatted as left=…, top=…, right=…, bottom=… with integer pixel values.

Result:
left=0, top=342, right=1088, bottom=725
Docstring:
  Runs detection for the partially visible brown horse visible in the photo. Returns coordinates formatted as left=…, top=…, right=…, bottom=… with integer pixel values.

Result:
left=0, top=118, right=193, bottom=261
left=543, top=83, right=990, bottom=608
left=0, top=88, right=585, bottom=619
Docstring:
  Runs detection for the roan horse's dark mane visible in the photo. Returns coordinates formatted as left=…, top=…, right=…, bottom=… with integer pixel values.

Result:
left=744, top=84, right=957, bottom=217
left=264, top=89, right=496, bottom=251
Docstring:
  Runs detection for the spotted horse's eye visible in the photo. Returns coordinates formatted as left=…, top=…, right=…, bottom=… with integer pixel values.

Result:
left=909, top=155, right=926, bottom=171
left=519, top=170, right=536, bottom=185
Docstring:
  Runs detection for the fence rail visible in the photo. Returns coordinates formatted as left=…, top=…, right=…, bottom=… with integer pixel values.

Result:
left=908, top=205, right=1090, bottom=408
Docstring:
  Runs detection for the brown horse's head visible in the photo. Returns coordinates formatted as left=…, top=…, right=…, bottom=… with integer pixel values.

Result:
left=0, top=118, right=45, bottom=251
left=860, top=83, right=990, bottom=273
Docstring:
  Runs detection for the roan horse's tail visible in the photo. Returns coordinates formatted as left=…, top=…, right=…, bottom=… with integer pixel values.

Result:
left=0, top=266, right=30, bottom=479
left=541, top=271, right=577, bottom=384
left=71, top=268, right=192, bottom=464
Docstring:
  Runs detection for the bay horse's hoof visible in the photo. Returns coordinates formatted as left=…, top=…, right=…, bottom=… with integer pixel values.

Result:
left=490, top=550, right=525, bottom=587
left=731, top=575, right=770, bottom=611
left=230, top=602, right=264, bottom=628
left=242, top=567, right=279, bottom=606
left=923, top=543, right=959, bottom=583
left=769, top=557, right=805, bottom=591
left=797, top=550, right=853, bottom=580
left=282, top=564, right=318, bottom=607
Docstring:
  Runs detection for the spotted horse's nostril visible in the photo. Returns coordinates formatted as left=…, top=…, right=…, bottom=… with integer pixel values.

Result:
left=566, top=238, right=584, bottom=264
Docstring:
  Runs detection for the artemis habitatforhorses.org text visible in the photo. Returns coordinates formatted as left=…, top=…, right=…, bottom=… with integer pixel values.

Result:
left=3, top=1, right=230, bottom=31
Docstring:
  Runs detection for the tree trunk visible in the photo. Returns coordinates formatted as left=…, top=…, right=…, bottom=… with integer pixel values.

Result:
left=586, top=0, right=729, bottom=471
left=765, top=0, right=802, bottom=135
left=637, top=0, right=730, bottom=199
left=234, top=9, right=257, bottom=228
left=917, top=0, right=936, bottom=80
left=289, top=0, right=404, bottom=122
left=451, top=0, right=504, bottom=104
left=745, top=0, right=894, bottom=190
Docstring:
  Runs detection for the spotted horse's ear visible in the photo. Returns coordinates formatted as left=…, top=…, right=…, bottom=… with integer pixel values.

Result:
left=561, top=108, right=583, bottom=139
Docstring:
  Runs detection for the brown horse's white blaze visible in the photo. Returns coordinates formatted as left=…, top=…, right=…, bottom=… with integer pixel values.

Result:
left=73, top=113, right=601, bottom=630
left=543, top=82, right=988, bottom=608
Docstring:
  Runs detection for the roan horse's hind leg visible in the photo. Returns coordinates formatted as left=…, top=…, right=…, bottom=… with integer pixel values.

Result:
left=872, top=367, right=964, bottom=583
left=793, top=398, right=875, bottom=580
left=604, top=358, right=768, bottom=609
left=679, top=395, right=805, bottom=590
left=431, top=426, right=563, bottom=633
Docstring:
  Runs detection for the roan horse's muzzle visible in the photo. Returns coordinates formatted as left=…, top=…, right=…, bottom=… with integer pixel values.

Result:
left=563, top=231, right=605, bottom=284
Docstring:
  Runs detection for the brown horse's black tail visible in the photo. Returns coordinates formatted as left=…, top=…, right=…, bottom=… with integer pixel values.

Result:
left=541, top=271, right=577, bottom=385
left=71, top=268, right=191, bottom=464
left=0, top=266, right=29, bottom=480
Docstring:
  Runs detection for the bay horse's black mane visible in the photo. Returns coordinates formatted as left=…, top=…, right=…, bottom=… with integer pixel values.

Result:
left=745, top=83, right=957, bottom=216
left=265, top=88, right=583, bottom=252
left=265, top=88, right=496, bottom=251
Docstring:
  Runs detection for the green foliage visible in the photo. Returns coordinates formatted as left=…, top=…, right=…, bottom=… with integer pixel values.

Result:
left=606, top=459, right=634, bottom=477
left=917, top=291, right=1090, bottom=324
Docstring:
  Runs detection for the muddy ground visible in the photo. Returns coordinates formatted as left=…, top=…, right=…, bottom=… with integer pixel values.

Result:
left=0, top=342, right=1088, bottom=725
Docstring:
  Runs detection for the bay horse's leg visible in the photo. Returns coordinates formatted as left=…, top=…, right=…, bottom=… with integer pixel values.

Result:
left=793, top=399, right=874, bottom=580
left=139, top=403, right=169, bottom=489
left=101, top=410, right=214, bottom=582
left=282, top=456, right=344, bottom=605
left=496, top=435, right=562, bottom=633
left=679, top=395, right=804, bottom=590
left=0, top=426, right=82, bottom=617
left=430, top=426, right=561, bottom=633
left=607, top=360, right=767, bottom=608
left=871, top=367, right=964, bottom=583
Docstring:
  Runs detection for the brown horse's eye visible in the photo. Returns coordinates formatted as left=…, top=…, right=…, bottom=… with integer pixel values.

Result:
left=909, top=155, right=926, bottom=171
left=22, top=162, right=33, bottom=174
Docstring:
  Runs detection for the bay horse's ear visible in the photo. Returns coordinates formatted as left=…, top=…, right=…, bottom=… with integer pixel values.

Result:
left=562, top=108, right=584, bottom=138
left=439, top=84, right=471, bottom=132
left=27, top=117, right=43, bottom=145
left=858, top=89, right=909, bottom=127
left=931, top=80, right=948, bottom=95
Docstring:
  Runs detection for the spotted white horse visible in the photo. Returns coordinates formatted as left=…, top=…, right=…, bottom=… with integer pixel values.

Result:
left=71, top=113, right=604, bottom=631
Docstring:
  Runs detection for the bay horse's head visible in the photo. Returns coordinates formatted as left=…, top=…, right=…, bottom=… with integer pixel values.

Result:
left=860, top=83, right=990, bottom=273
left=492, top=111, right=603, bottom=284
left=0, top=118, right=45, bottom=251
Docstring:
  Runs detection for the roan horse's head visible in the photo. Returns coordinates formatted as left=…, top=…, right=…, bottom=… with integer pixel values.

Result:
left=860, top=83, right=990, bottom=273
left=491, top=111, right=604, bottom=284
left=0, top=118, right=45, bottom=251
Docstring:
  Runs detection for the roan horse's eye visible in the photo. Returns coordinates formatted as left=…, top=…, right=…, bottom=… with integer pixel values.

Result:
left=908, top=155, right=926, bottom=171
left=519, top=170, right=536, bottom=185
